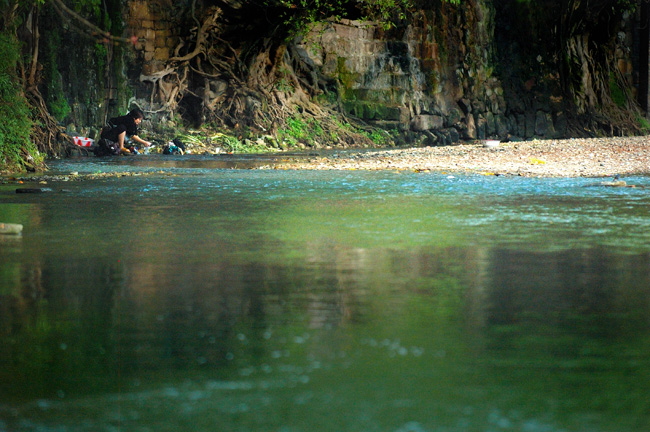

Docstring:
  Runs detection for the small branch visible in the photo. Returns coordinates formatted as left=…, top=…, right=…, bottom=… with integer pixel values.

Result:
left=169, top=9, right=221, bottom=62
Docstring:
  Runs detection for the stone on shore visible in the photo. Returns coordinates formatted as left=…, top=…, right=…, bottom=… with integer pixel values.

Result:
left=0, top=223, right=23, bottom=235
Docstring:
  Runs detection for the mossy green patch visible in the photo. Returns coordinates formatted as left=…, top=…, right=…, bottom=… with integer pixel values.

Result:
left=0, top=33, right=40, bottom=172
left=609, top=72, right=626, bottom=108
left=343, top=101, right=401, bottom=121
left=42, top=30, right=72, bottom=123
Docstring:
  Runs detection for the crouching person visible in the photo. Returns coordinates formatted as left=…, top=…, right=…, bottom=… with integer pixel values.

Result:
left=95, top=109, right=152, bottom=156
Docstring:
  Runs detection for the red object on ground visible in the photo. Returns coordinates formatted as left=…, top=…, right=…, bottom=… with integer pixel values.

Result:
left=73, top=136, right=94, bottom=147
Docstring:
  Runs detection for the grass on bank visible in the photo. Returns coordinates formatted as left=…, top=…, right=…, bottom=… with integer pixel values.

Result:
left=172, top=113, right=397, bottom=154
left=0, top=33, right=43, bottom=173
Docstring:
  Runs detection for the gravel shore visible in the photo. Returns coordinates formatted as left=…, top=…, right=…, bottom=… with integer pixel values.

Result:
left=274, top=136, right=650, bottom=177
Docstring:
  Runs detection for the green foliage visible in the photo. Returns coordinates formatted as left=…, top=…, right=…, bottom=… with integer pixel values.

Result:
left=365, top=128, right=395, bottom=146
left=616, top=0, right=640, bottom=13
left=609, top=72, right=626, bottom=108
left=42, top=29, right=71, bottom=122
left=636, top=115, right=650, bottom=134
left=315, top=88, right=339, bottom=106
left=0, top=32, right=39, bottom=172
left=95, top=42, right=108, bottom=74
left=262, top=0, right=415, bottom=39
left=178, top=131, right=269, bottom=153
left=277, top=114, right=329, bottom=148
left=103, top=0, right=126, bottom=113
left=219, top=135, right=266, bottom=153
left=284, top=116, right=310, bottom=140
left=275, top=66, right=295, bottom=93
left=276, top=113, right=396, bottom=148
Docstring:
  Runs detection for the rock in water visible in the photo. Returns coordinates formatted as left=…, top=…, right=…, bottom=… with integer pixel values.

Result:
left=0, top=223, right=23, bottom=235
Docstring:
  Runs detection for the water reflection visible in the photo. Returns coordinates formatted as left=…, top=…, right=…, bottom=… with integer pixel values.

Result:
left=1, top=169, right=650, bottom=431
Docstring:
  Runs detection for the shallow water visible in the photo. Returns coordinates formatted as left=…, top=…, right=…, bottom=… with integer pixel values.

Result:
left=1, top=155, right=649, bottom=432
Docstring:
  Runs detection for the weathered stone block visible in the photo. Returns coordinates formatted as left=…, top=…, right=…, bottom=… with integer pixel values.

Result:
left=458, top=98, right=471, bottom=114
left=465, top=114, right=477, bottom=139
left=411, top=114, right=443, bottom=131
left=514, top=114, right=525, bottom=137
left=357, top=56, right=379, bottom=72
left=391, top=74, right=412, bottom=89
left=154, top=47, right=170, bottom=61
left=399, top=107, right=410, bottom=124
left=485, top=111, right=496, bottom=136
left=496, top=114, right=509, bottom=138
left=554, top=112, right=567, bottom=137
left=545, top=113, right=556, bottom=137
left=472, top=100, right=486, bottom=114
left=342, top=101, right=364, bottom=118
left=355, top=88, right=393, bottom=103
left=476, top=114, right=487, bottom=139
left=447, top=127, right=460, bottom=143
left=148, top=62, right=166, bottom=74
left=130, top=1, right=149, bottom=20
left=343, top=102, right=401, bottom=121
left=154, top=20, right=169, bottom=31
left=321, top=54, right=339, bottom=75
left=360, top=41, right=379, bottom=57
left=445, top=107, right=464, bottom=127
left=525, top=111, right=536, bottom=138
left=434, top=129, right=452, bottom=145
left=535, top=110, right=548, bottom=136
left=374, top=104, right=402, bottom=121
left=370, top=41, right=385, bottom=55
left=334, top=23, right=366, bottom=40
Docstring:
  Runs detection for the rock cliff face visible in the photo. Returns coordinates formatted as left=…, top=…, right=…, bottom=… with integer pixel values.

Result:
left=57, top=0, right=647, bottom=143
left=296, top=0, right=646, bottom=142
left=302, top=2, right=501, bottom=144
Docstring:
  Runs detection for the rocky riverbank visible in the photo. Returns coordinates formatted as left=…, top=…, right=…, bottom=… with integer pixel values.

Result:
left=270, top=136, right=650, bottom=178
left=2, top=136, right=648, bottom=181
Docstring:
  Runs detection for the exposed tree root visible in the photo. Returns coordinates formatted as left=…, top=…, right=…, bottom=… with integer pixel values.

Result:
left=135, top=4, right=382, bottom=148
left=563, top=34, right=642, bottom=137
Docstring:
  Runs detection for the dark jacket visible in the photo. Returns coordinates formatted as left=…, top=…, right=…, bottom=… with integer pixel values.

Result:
left=101, top=115, right=139, bottom=142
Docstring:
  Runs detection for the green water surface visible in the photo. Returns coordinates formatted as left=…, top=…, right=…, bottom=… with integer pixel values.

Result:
left=1, top=157, right=649, bottom=431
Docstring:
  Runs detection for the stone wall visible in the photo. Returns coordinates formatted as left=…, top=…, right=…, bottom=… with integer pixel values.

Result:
left=304, top=1, right=506, bottom=144
left=125, top=1, right=178, bottom=83
left=305, top=20, right=411, bottom=128
left=304, top=0, right=644, bottom=143
left=62, top=0, right=646, bottom=141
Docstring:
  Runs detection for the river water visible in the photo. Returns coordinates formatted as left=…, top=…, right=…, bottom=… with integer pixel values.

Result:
left=1, top=155, right=649, bottom=432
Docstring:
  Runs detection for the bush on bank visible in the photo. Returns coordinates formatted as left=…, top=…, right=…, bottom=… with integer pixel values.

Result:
left=0, top=33, right=42, bottom=173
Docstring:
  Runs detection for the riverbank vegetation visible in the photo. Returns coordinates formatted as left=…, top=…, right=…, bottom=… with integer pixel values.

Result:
left=0, top=33, right=42, bottom=172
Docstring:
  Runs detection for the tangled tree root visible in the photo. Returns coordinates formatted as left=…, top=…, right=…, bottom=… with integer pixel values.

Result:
left=135, top=5, right=391, bottom=149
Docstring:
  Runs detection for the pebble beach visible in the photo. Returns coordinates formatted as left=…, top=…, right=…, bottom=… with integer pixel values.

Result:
left=274, top=136, right=650, bottom=178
